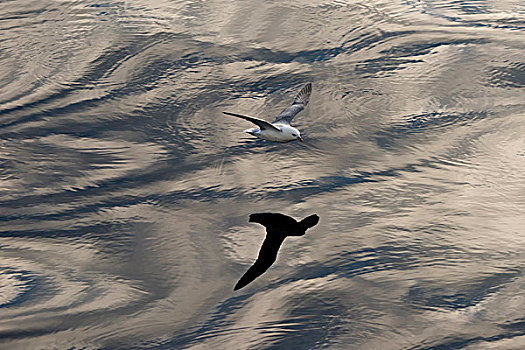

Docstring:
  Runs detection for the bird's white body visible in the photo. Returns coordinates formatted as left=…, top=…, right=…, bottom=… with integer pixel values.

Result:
left=244, top=124, right=301, bottom=142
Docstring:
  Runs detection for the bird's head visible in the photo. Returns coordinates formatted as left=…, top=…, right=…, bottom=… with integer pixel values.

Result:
left=287, top=126, right=303, bottom=142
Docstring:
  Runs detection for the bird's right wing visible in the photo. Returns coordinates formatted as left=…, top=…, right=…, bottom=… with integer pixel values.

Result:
left=223, top=112, right=280, bottom=131
left=234, top=234, right=286, bottom=291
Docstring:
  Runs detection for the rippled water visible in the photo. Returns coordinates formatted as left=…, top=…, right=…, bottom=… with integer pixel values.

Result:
left=1, top=0, right=524, bottom=349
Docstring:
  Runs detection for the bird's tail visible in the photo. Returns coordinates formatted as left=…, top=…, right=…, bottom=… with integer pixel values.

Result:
left=292, top=82, right=312, bottom=106
left=299, top=214, right=319, bottom=230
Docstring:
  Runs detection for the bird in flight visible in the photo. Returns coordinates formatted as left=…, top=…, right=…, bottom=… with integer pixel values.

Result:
left=223, top=83, right=312, bottom=143
left=234, top=212, right=320, bottom=291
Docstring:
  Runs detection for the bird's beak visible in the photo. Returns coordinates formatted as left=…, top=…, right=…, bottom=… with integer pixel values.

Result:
left=297, top=136, right=304, bottom=142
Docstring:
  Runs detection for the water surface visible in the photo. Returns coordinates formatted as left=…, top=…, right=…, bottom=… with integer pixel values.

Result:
left=1, top=0, right=525, bottom=349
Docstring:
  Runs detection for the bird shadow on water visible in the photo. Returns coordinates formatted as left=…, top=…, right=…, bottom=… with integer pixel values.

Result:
left=234, top=212, right=320, bottom=291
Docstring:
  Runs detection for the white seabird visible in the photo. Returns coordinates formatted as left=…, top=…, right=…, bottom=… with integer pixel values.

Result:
left=223, top=82, right=312, bottom=143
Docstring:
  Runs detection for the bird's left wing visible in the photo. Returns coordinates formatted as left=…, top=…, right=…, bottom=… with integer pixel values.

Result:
left=223, top=112, right=280, bottom=131
left=272, top=82, right=312, bottom=125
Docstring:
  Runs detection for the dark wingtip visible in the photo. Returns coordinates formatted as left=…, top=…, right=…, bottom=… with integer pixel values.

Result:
left=304, top=82, right=312, bottom=92
left=234, top=277, right=249, bottom=291
left=299, top=214, right=319, bottom=229
left=292, top=83, right=313, bottom=106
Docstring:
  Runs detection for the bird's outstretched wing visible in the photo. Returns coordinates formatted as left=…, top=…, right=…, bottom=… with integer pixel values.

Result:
left=223, top=112, right=280, bottom=131
left=234, top=233, right=286, bottom=291
left=272, top=83, right=312, bottom=125
left=249, top=213, right=298, bottom=231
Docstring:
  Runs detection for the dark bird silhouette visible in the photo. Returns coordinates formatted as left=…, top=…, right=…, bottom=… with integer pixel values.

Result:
left=234, top=213, right=320, bottom=291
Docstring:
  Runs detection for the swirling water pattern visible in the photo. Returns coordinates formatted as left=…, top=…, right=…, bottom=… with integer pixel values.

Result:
left=0, top=0, right=524, bottom=349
